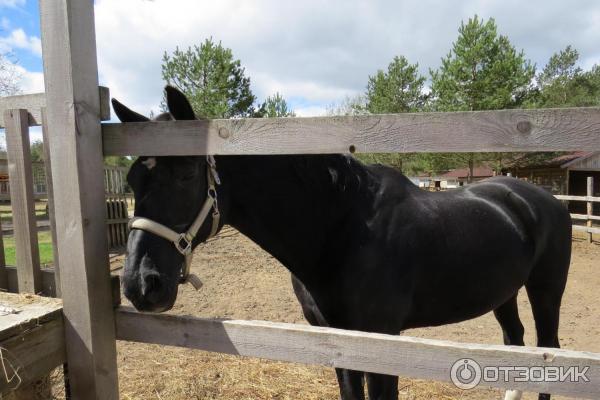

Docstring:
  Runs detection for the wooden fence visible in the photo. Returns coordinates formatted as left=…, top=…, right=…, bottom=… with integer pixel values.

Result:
left=1, top=92, right=129, bottom=249
left=555, top=177, right=599, bottom=243
left=105, top=165, right=129, bottom=249
left=100, top=110, right=600, bottom=400
left=0, top=87, right=111, bottom=298
left=1, top=1, right=600, bottom=399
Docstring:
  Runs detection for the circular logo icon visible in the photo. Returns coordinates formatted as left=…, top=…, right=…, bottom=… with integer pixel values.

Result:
left=450, top=358, right=482, bottom=389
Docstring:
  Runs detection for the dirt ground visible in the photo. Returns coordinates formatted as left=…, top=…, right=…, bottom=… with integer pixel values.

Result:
left=109, top=229, right=599, bottom=400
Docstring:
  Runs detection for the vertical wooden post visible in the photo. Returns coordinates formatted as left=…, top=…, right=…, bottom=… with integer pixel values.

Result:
left=4, top=109, right=42, bottom=294
left=0, top=209, right=6, bottom=290
left=41, top=108, right=61, bottom=297
left=5, top=109, right=52, bottom=400
left=39, top=0, right=119, bottom=399
left=587, top=176, right=594, bottom=244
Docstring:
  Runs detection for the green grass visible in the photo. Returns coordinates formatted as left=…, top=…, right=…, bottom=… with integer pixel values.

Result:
left=3, top=231, right=54, bottom=266
left=0, top=202, right=48, bottom=224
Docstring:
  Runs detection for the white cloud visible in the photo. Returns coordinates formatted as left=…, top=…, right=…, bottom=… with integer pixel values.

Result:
left=4, top=60, right=45, bottom=94
left=0, top=17, right=10, bottom=30
left=294, top=106, right=327, bottom=117
left=94, top=0, right=600, bottom=118
left=0, top=0, right=25, bottom=8
left=0, top=29, right=43, bottom=57
left=17, top=67, right=44, bottom=93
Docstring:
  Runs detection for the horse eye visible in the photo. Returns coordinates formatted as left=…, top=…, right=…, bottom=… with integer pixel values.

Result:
left=179, top=173, right=197, bottom=182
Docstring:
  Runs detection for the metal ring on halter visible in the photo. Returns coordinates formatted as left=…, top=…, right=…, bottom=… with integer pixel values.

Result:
left=174, top=233, right=193, bottom=255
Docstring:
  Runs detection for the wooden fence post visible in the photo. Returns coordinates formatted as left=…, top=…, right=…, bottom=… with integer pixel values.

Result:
left=4, top=108, right=51, bottom=400
left=587, top=177, right=594, bottom=244
left=39, top=0, right=119, bottom=399
left=41, top=108, right=61, bottom=297
left=0, top=219, right=6, bottom=291
left=4, top=109, right=42, bottom=294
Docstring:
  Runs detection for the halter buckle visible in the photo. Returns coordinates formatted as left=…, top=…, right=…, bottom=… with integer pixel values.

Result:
left=174, top=234, right=193, bottom=255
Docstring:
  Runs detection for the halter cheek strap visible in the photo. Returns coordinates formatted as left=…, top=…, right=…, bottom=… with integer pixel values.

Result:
left=127, top=155, right=221, bottom=290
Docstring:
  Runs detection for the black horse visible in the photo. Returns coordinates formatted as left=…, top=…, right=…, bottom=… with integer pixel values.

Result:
left=116, top=87, right=572, bottom=400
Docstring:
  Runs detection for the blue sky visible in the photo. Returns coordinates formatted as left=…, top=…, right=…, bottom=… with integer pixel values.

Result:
left=1, top=0, right=600, bottom=127
left=0, top=0, right=40, bottom=73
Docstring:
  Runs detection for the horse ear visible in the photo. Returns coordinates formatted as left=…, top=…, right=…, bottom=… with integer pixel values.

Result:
left=165, top=86, right=196, bottom=120
left=112, top=98, right=150, bottom=122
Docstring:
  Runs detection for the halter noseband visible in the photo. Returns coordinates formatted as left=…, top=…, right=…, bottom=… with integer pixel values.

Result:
left=127, top=155, right=221, bottom=290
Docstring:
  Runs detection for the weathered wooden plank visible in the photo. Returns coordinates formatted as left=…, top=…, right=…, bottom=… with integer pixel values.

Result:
left=39, top=0, right=119, bottom=398
left=116, top=308, right=600, bottom=399
left=41, top=108, right=61, bottom=297
left=0, top=293, right=65, bottom=395
left=0, top=194, right=47, bottom=201
left=2, top=266, right=120, bottom=304
left=0, top=292, right=62, bottom=340
left=570, top=213, right=600, bottom=221
left=0, top=93, right=44, bottom=128
left=102, top=107, right=600, bottom=156
left=106, top=218, right=130, bottom=225
left=4, top=109, right=42, bottom=294
left=587, top=177, right=594, bottom=243
left=0, top=211, right=6, bottom=290
left=572, top=225, right=600, bottom=235
left=0, top=87, right=110, bottom=127
left=555, top=194, right=600, bottom=202
left=5, top=267, right=58, bottom=297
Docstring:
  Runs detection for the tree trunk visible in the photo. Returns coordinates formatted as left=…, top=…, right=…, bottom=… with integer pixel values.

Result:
left=468, top=156, right=474, bottom=184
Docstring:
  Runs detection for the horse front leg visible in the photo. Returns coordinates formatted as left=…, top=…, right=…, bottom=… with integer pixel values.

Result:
left=336, top=368, right=365, bottom=400
left=292, top=276, right=365, bottom=398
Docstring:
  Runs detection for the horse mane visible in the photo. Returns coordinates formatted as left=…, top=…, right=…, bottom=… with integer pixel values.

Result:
left=290, top=154, right=378, bottom=202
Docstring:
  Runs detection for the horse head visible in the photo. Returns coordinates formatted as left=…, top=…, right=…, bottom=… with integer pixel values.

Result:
left=114, top=86, right=221, bottom=312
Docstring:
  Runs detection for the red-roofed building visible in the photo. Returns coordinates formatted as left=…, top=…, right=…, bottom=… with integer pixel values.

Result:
left=429, top=166, right=495, bottom=189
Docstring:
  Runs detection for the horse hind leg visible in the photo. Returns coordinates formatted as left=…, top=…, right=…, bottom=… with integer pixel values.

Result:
left=336, top=369, right=366, bottom=400
left=525, top=281, right=564, bottom=400
left=493, top=295, right=525, bottom=400
left=366, top=373, right=398, bottom=400
left=524, top=246, right=569, bottom=400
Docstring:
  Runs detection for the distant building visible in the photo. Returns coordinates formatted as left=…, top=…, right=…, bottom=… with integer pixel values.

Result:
left=437, top=166, right=495, bottom=189
left=407, top=167, right=495, bottom=191
left=503, top=152, right=600, bottom=196
left=503, top=151, right=600, bottom=216
left=0, top=156, right=47, bottom=198
left=0, top=154, right=130, bottom=200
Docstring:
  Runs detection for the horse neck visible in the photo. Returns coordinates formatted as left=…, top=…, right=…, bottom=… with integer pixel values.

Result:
left=216, top=154, right=377, bottom=284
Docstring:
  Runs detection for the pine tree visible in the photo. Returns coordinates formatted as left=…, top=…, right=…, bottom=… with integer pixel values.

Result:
left=366, top=56, right=426, bottom=113
left=428, top=16, right=535, bottom=181
left=161, top=38, right=256, bottom=118
left=254, top=92, right=295, bottom=117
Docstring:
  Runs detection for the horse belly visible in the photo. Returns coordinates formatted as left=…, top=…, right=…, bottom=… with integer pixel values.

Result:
left=404, top=255, right=532, bottom=329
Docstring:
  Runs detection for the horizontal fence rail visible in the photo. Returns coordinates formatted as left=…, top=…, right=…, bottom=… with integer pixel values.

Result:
left=116, top=307, right=600, bottom=399
left=555, top=195, right=600, bottom=202
left=0, top=87, right=110, bottom=127
left=555, top=176, right=599, bottom=239
left=103, top=107, right=600, bottom=156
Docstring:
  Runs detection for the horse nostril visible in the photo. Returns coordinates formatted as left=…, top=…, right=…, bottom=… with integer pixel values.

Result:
left=141, top=273, right=162, bottom=297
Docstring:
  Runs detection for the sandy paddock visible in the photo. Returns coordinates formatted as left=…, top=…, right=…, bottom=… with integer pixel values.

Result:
left=103, top=230, right=599, bottom=400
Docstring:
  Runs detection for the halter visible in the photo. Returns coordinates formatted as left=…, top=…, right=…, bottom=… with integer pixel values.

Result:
left=127, top=155, right=221, bottom=290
